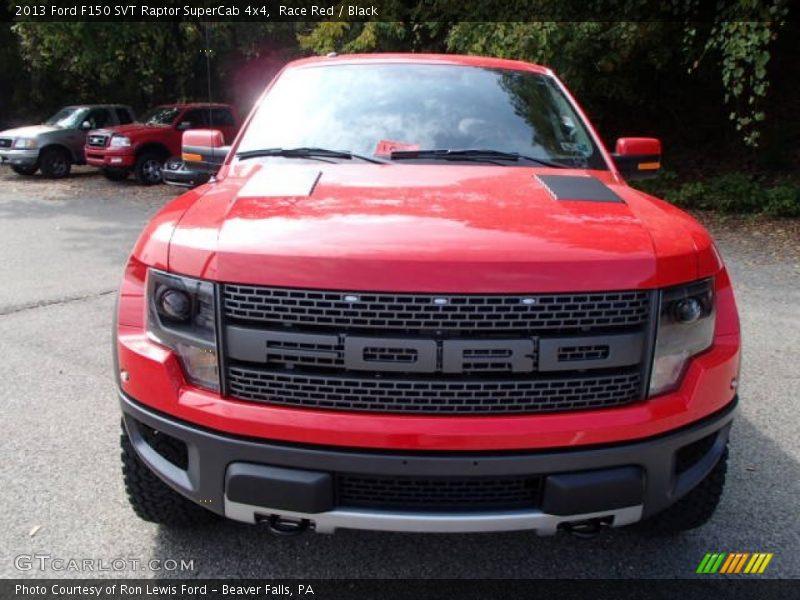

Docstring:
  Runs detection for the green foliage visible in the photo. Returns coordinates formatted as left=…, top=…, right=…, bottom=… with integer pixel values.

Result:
left=687, top=3, right=789, bottom=147
left=8, top=20, right=301, bottom=113
left=298, top=2, right=790, bottom=148
left=446, top=21, right=675, bottom=107
left=4, top=2, right=795, bottom=159
left=764, top=185, right=800, bottom=217
left=634, top=171, right=800, bottom=217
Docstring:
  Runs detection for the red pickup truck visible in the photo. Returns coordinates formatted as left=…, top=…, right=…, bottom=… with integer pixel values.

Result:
left=85, top=103, right=238, bottom=184
left=115, top=54, right=740, bottom=537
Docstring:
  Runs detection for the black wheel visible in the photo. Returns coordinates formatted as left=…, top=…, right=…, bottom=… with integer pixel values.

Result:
left=11, top=164, right=38, bottom=176
left=39, top=148, right=71, bottom=178
left=102, top=168, right=129, bottom=181
left=134, top=152, right=165, bottom=185
left=120, top=423, right=217, bottom=526
left=639, top=447, right=728, bottom=534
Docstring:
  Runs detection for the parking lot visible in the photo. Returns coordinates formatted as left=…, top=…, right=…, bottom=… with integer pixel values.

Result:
left=0, top=166, right=798, bottom=579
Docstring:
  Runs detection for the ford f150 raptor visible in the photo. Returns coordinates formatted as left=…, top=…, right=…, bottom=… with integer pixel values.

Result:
left=115, top=54, right=740, bottom=536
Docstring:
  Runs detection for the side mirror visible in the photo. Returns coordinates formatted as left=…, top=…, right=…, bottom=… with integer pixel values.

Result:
left=181, top=129, right=230, bottom=177
left=612, top=137, right=661, bottom=180
left=177, top=121, right=192, bottom=131
left=80, top=121, right=92, bottom=131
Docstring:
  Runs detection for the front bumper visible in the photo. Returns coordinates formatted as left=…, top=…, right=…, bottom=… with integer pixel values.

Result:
left=85, top=149, right=135, bottom=168
left=121, top=390, right=735, bottom=534
left=0, top=148, right=39, bottom=167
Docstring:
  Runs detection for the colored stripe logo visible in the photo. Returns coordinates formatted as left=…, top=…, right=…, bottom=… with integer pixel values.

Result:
left=697, top=553, right=773, bottom=574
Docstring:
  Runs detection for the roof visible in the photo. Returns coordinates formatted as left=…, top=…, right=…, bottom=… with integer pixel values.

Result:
left=285, top=53, right=552, bottom=75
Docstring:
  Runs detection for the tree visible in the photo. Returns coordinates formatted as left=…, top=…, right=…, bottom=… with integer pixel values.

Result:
left=297, top=1, right=791, bottom=147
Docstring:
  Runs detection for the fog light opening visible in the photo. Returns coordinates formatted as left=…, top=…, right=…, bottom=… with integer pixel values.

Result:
left=137, top=421, right=189, bottom=470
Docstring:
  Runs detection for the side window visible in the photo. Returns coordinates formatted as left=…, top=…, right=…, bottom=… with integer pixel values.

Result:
left=210, top=108, right=235, bottom=127
left=85, top=108, right=111, bottom=129
left=181, top=109, right=209, bottom=129
left=116, top=108, right=133, bottom=125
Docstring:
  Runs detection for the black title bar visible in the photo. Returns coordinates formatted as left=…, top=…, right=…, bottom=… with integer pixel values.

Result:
left=2, top=0, right=790, bottom=23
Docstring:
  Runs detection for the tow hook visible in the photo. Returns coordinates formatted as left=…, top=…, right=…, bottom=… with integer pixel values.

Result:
left=262, top=515, right=311, bottom=536
left=559, top=517, right=612, bottom=538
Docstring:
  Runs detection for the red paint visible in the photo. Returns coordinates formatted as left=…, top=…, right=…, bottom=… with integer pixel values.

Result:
left=183, top=129, right=225, bottom=149
left=615, top=137, right=662, bottom=156
left=116, top=54, right=741, bottom=452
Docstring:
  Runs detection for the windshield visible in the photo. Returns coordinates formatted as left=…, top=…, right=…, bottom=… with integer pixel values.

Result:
left=45, top=107, right=89, bottom=129
left=237, top=63, right=606, bottom=169
left=139, top=106, right=181, bottom=126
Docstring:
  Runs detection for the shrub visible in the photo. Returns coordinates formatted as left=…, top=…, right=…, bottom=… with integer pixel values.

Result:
left=634, top=172, right=800, bottom=217
left=764, top=185, right=800, bottom=217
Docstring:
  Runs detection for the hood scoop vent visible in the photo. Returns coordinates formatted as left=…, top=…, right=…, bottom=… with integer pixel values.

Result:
left=535, top=174, right=623, bottom=203
left=238, top=165, right=322, bottom=198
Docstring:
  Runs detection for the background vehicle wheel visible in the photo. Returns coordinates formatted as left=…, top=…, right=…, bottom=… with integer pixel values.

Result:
left=134, top=153, right=165, bottom=185
left=102, top=168, right=129, bottom=181
left=638, top=447, right=728, bottom=534
left=120, top=423, right=217, bottom=526
left=11, top=164, right=38, bottom=176
left=39, top=148, right=71, bottom=178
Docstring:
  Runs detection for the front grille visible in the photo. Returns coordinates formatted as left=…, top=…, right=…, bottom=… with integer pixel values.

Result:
left=86, top=134, right=109, bottom=147
left=223, top=285, right=650, bottom=333
left=221, top=284, right=653, bottom=415
left=226, top=366, right=641, bottom=414
left=336, top=474, right=542, bottom=511
left=0, top=138, right=12, bottom=148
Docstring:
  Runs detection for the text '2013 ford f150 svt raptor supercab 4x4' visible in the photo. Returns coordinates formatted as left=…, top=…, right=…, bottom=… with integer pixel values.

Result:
left=115, top=54, right=740, bottom=536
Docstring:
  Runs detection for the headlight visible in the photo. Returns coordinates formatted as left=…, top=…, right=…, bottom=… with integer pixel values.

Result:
left=110, top=135, right=131, bottom=148
left=649, top=278, right=715, bottom=396
left=13, top=138, right=37, bottom=149
left=147, top=269, right=219, bottom=391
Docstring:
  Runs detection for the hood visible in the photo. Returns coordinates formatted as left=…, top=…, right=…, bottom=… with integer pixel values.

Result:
left=94, top=123, right=169, bottom=137
left=166, top=163, right=715, bottom=293
left=0, top=124, right=60, bottom=138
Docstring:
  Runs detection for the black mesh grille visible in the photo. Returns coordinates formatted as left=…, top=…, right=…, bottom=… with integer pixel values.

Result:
left=223, top=285, right=650, bottom=333
left=226, top=366, right=641, bottom=414
left=558, top=344, right=610, bottom=362
left=336, top=474, right=542, bottom=511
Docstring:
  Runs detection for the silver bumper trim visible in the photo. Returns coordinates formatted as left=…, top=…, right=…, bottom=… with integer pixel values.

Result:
left=223, top=497, right=643, bottom=535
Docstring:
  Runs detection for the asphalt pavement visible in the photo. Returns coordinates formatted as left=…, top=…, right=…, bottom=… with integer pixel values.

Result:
left=0, top=167, right=797, bottom=579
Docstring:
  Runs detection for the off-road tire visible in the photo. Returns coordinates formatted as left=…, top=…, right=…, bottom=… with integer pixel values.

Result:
left=120, top=424, right=217, bottom=526
left=11, top=164, right=38, bottom=176
left=39, top=148, right=71, bottom=178
left=639, top=447, right=728, bottom=534
left=134, top=152, right=164, bottom=185
left=102, top=168, right=129, bottom=181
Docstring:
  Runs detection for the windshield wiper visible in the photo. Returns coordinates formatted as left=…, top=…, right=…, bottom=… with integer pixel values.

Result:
left=390, top=149, right=569, bottom=168
left=236, top=147, right=387, bottom=164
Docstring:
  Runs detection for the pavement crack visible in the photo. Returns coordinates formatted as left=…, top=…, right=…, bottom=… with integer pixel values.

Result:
left=0, top=289, right=116, bottom=317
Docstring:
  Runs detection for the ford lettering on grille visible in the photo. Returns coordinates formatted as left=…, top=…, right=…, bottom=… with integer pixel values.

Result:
left=225, top=327, right=644, bottom=374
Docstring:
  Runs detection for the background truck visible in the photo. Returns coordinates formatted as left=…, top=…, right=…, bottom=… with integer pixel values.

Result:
left=85, top=103, right=239, bottom=185
left=115, top=54, right=740, bottom=537
left=0, top=104, right=135, bottom=178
